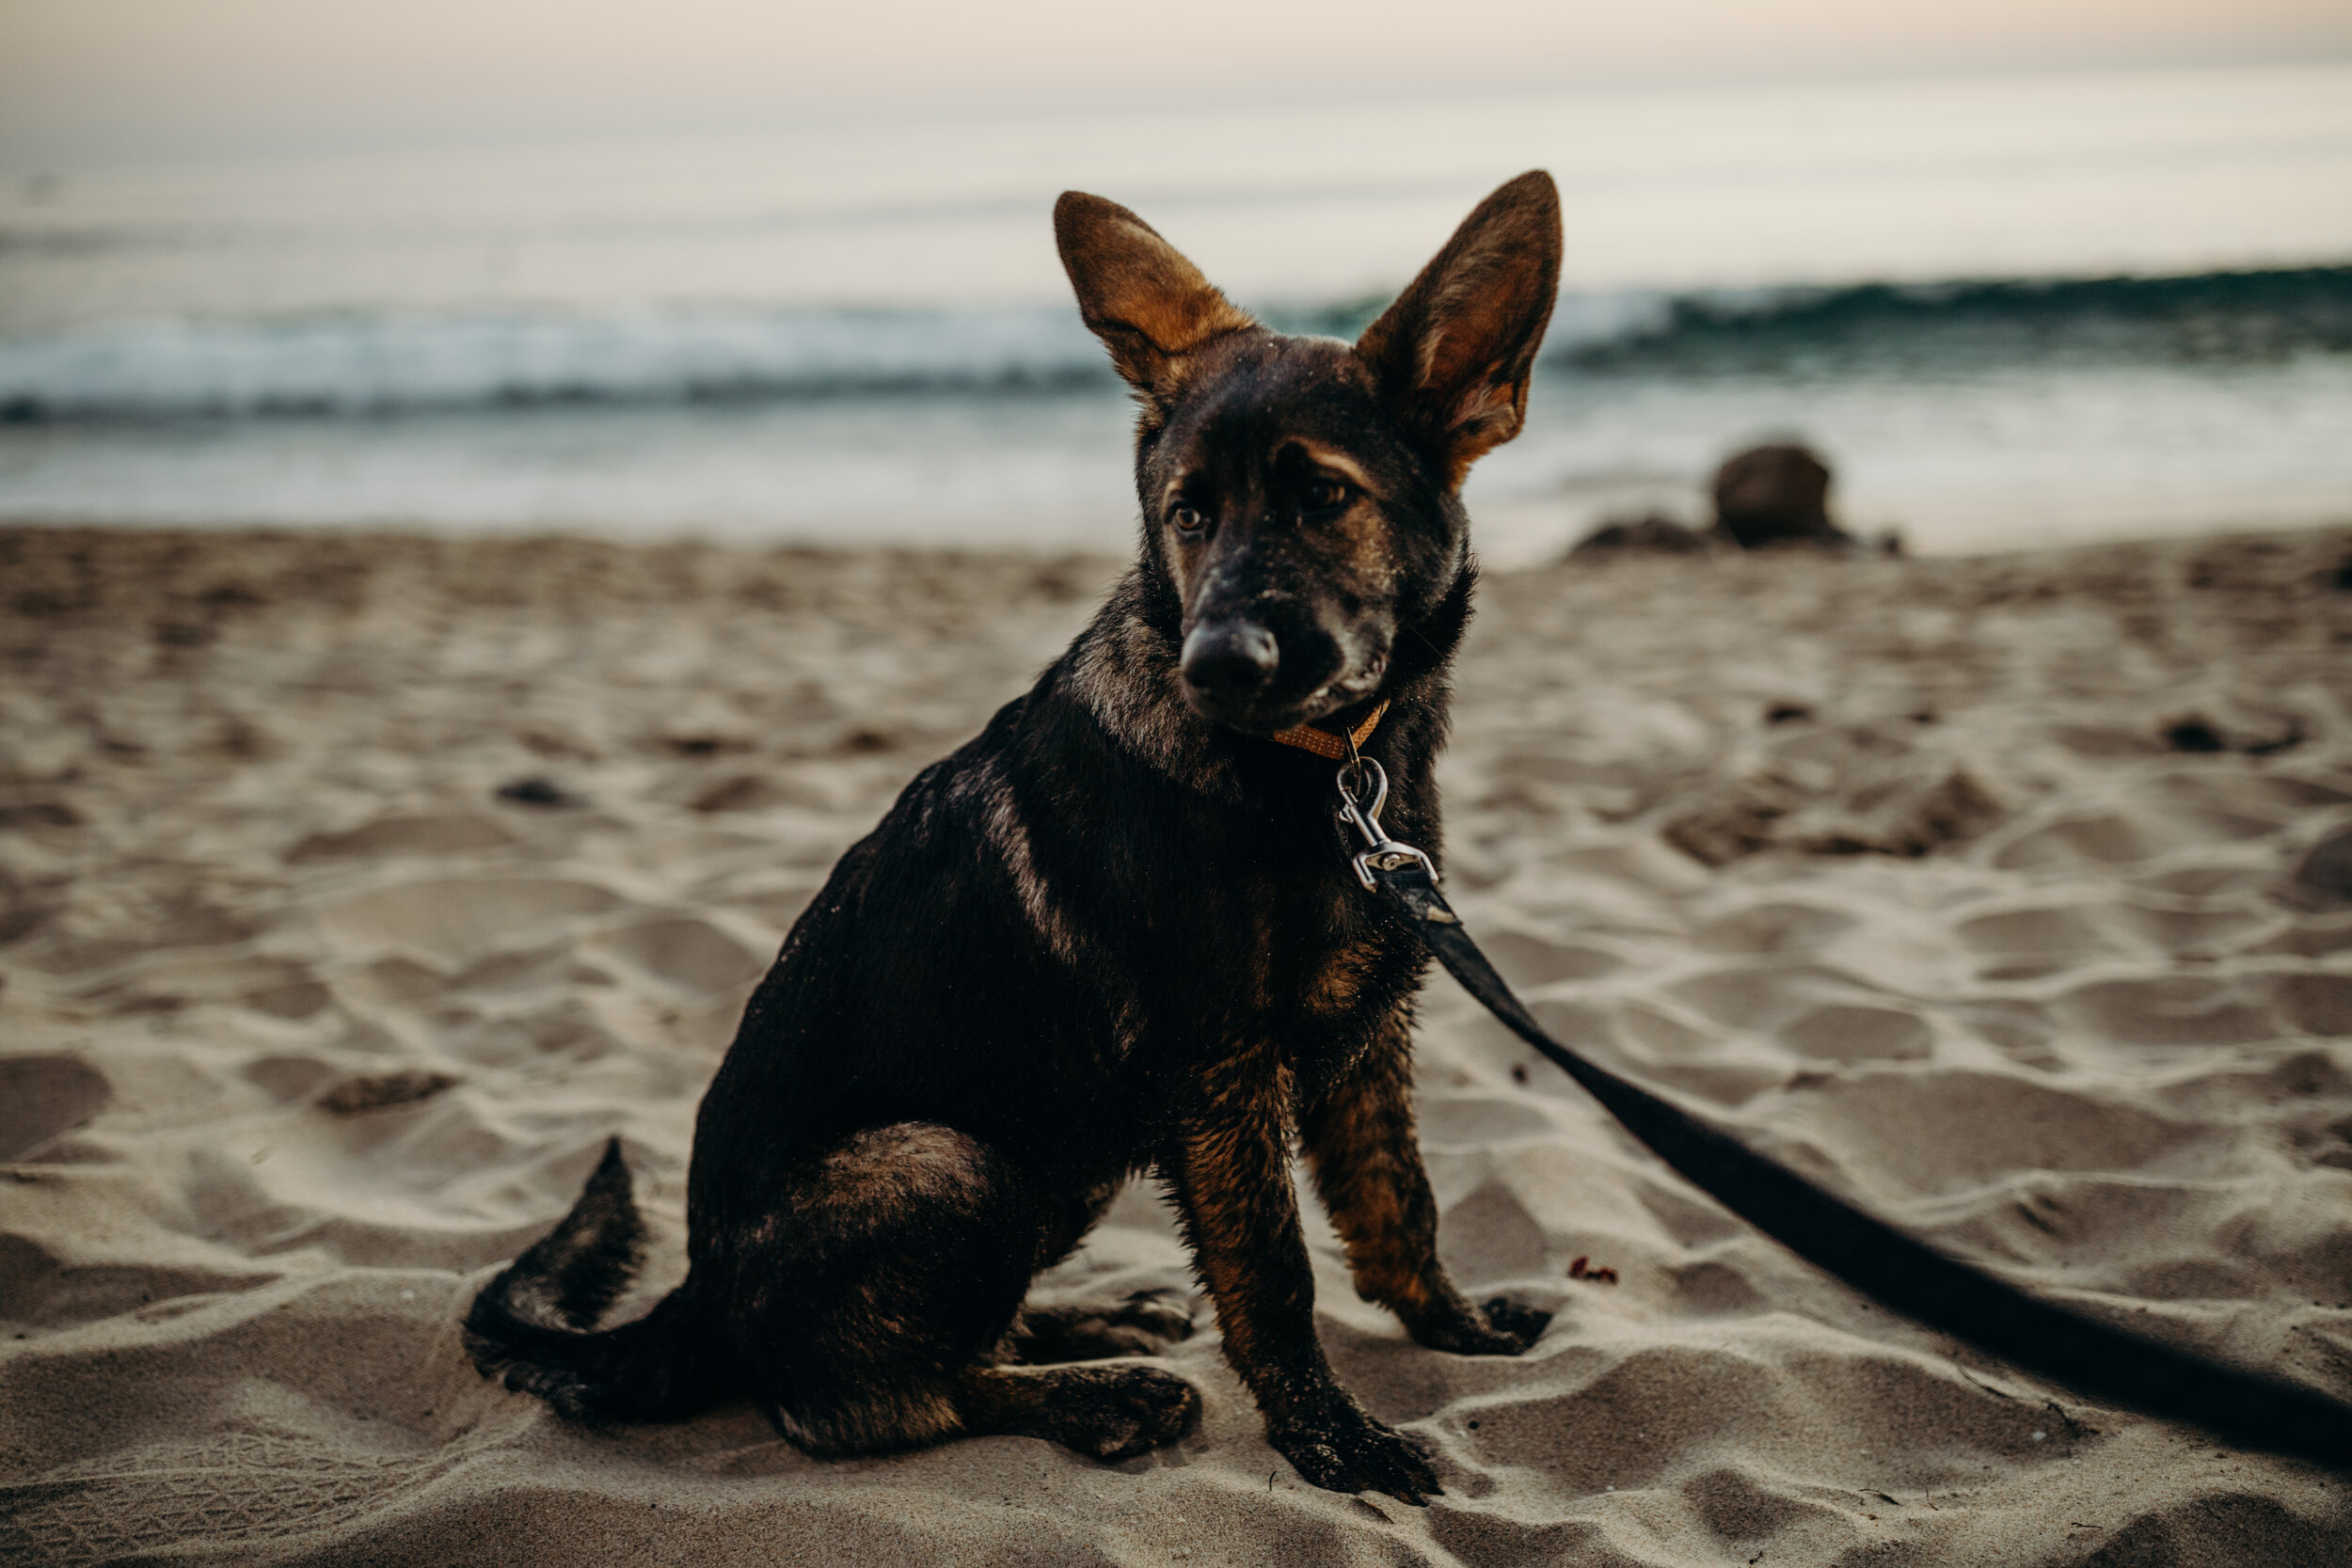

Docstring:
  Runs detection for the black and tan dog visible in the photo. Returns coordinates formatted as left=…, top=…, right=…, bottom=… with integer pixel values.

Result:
left=468, top=171, right=1565, bottom=1503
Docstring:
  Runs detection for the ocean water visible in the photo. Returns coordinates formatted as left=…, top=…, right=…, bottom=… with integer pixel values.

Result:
left=3, top=64, right=2349, bottom=561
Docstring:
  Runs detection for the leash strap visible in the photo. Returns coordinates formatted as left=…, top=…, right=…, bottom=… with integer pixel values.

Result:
left=1332, top=758, right=2352, bottom=1467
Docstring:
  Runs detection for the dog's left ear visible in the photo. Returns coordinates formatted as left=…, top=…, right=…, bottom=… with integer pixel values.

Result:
left=1056, top=192, right=1258, bottom=402
left=1356, top=170, right=1562, bottom=485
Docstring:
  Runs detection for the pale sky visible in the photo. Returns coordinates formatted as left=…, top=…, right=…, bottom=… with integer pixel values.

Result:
left=6, top=0, right=2350, bottom=160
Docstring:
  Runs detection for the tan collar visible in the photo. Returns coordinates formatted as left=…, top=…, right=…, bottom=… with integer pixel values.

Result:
left=1267, top=699, right=1390, bottom=762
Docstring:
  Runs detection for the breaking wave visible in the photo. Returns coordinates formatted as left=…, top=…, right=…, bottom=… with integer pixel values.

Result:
left=3, top=266, right=2346, bottom=421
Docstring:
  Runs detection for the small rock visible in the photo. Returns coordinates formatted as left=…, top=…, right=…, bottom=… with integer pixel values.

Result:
left=663, top=733, right=753, bottom=758
left=317, top=1069, right=460, bottom=1115
left=2159, top=709, right=2304, bottom=756
left=496, top=777, right=583, bottom=809
left=198, top=581, right=264, bottom=610
left=691, top=774, right=787, bottom=814
left=2161, top=717, right=2228, bottom=753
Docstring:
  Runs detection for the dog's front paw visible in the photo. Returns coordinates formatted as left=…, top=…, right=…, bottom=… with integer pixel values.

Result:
left=1471, top=1295, right=1551, bottom=1353
left=1268, top=1409, right=1440, bottom=1505
left=1406, top=1293, right=1551, bottom=1356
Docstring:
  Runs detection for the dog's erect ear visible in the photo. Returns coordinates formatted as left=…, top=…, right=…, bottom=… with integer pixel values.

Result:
left=1056, top=192, right=1257, bottom=399
left=1355, top=170, right=1562, bottom=485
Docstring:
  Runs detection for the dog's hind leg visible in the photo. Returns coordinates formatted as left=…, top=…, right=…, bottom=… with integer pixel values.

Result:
left=734, top=1123, right=1199, bottom=1463
left=957, top=1360, right=1201, bottom=1461
left=1001, top=1290, right=1197, bottom=1364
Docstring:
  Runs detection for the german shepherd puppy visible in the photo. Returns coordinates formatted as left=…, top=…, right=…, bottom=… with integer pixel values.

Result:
left=469, top=172, right=1565, bottom=1504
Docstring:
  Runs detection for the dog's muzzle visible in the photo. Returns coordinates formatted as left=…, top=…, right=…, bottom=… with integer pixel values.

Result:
left=1181, top=620, right=1279, bottom=706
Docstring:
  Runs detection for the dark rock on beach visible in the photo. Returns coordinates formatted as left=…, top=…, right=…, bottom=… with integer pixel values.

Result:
left=1709, top=442, right=1853, bottom=550
left=1569, top=514, right=1714, bottom=558
left=496, top=776, right=585, bottom=809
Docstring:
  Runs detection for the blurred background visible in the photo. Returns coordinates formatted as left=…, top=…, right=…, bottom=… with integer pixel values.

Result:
left=3, top=0, right=2348, bottom=563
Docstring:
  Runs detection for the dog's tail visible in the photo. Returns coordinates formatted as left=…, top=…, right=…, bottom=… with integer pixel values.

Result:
left=465, top=1138, right=717, bottom=1421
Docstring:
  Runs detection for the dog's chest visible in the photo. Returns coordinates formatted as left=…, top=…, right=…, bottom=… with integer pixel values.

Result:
left=1242, top=870, right=1419, bottom=1045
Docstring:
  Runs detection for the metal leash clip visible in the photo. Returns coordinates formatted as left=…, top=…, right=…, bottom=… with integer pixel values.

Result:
left=1335, top=756, right=1436, bottom=891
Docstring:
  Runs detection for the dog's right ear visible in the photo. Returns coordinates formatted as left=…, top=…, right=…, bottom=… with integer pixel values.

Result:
left=1056, top=193, right=1257, bottom=401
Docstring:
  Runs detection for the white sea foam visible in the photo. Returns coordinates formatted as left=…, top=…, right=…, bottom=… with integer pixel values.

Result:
left=0, top=288, right=1709, bottom=420
left=6, top=270, right=2342, bottom=421
left=0, top=308, right=1114, bottom=418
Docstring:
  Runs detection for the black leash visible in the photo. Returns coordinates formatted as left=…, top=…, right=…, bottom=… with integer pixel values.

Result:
left=1331, top=753, right=2352, bottom=1469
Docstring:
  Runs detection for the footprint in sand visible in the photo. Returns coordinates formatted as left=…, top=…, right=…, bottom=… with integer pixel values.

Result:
left=0, top=1234, right=275, bottom=1331
left=287, top=814, right=518, bottom=863
left=1438, top=1178, right=1552, bottom=1285
left=2058, top=974, right=2279, bottom=1048
left=593, top=916, right=764, bottom=993
left=1669, top=963, right=1874, bottom=1033
left=1804, top=1069, right=2195, bottom=1194
left=315, top=878, right=622, bottom=963
left=1477, top=927, right=1622, bottom=988
left=70, top=952, right=329, bottom=1021
left=1690, top=902, right=1858, bottom=957
left=1, top=1431, right=489, bottom=1562
left=1993, top=813, right=2157, bottom=869
left=0, top=1053, right=111, bottom=1160
left=2275, top=973, right=2352, bottom=1037
left=1776, top=1005, right=1933, bottom=1064
left=1958, top=904, right=2127, bottom=981
left=1418, top=1095, right=1557, bottom=1147
left=1958, top=905, right=2119, bottom=958
left=1994, top=805, right=2280, bottom=872
left=2289, top=826, right=2352, bottom=909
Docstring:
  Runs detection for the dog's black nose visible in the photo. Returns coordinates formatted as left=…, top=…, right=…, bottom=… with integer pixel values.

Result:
left=1181, top=621, right=1279, bottom=696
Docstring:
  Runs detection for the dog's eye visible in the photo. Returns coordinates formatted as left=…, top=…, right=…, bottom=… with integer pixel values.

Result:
left=1302, top=479, right=1349, bottom=513
left=1168, top=506, right=1208, bottom=536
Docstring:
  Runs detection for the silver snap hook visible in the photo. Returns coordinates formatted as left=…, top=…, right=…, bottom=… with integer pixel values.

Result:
left=1335, top=756, right=1390, bottom=846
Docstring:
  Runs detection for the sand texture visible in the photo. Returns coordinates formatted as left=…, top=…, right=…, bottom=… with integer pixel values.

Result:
left=5, top=523, right=2352, bottom=1566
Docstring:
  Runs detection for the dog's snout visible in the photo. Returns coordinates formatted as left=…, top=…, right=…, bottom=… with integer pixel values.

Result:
left=1181, top=621, right=1279, bottom=697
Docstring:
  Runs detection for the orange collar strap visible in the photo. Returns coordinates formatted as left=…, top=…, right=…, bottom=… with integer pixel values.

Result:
left=1267, top=699, right=1390, bottom=762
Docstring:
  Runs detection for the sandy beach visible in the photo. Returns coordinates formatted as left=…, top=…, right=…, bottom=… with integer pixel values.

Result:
left=4, top=519, right=2351, bottom=1566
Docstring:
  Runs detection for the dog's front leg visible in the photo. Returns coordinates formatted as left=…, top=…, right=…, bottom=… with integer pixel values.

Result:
left=1163, top=1041, right=1441, bottom=1504
left=1301, top=1012, right=1552, bottom=1354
